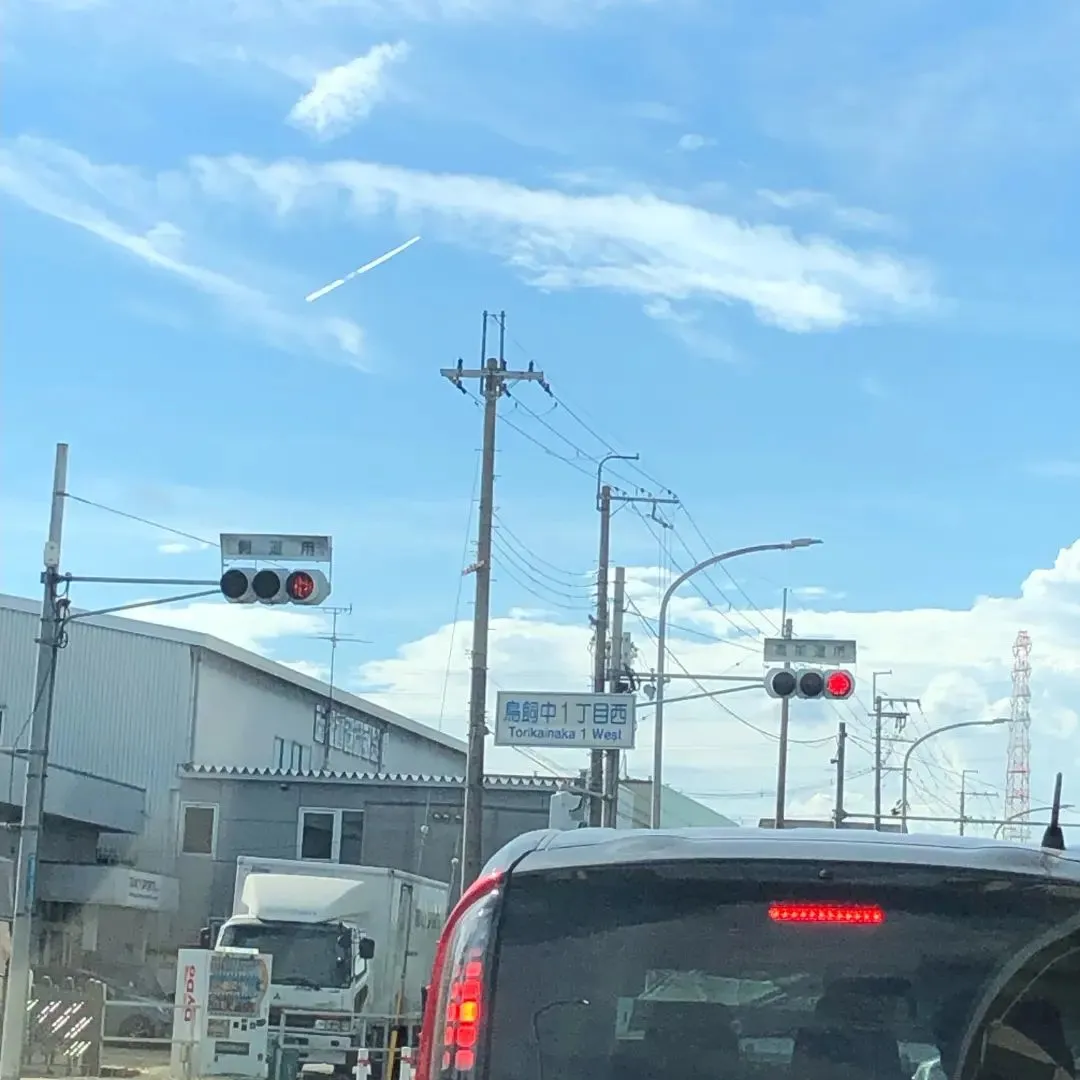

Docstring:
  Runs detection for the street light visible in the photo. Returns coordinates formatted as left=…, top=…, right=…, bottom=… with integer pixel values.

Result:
left=993, top=803, right=1075, bottom=840
left=650, top=537, right=822, bottom=828
left=899, top=718, right=1009, bottom=833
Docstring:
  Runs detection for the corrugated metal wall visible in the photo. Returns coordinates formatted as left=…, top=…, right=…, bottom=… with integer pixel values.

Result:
left=0, top=603, right=194, bottom=872
left=193, top=651, right=465, bottom=778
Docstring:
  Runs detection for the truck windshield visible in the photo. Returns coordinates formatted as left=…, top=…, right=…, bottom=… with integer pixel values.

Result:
left=486, top=860, right=1080, bottom=1080
left=218, top=922, right=351, bottom=990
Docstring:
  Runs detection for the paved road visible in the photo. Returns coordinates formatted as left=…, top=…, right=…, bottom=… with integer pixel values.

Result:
left=25, top=1045, right=170, bottom=1079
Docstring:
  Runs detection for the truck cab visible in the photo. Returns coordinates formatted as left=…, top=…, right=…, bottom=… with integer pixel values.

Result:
left=216, top=874, right=377, bottom=1070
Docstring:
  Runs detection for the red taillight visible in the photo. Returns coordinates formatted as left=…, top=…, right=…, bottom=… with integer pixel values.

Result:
left=417, top=871, right=503, bottom=1080
left=768, top=902, right=885, bottom=925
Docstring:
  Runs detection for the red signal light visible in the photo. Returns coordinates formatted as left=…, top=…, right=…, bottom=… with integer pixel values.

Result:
left=824, top=670, right=855, bottom=699
left=285, top=571, right=316, bottom=601
left=768, top=902, right=884, bottom=925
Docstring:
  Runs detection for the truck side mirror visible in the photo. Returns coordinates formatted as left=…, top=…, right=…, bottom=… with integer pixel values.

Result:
left=357, top=936, right=375, bottom=960
left=198, top=927, right=212, bottom=949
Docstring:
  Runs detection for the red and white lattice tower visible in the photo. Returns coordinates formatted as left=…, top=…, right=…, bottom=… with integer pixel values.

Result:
left=1002, top=630, right=1033, bottom=842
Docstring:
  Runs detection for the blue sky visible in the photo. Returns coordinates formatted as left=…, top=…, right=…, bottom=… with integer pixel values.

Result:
left=4, top=0, right=1080, bottom=829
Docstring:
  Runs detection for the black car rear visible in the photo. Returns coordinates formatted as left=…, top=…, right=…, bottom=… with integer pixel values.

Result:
left=416, top=830, right=1080, bottom=1080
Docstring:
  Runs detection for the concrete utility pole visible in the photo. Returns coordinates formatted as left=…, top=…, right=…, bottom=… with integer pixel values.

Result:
left=773, top=594, right=793, bottom=830
left=591, top=457, right=677, bottom=825
left=441, top=312, right=547, bottom=894
left=832, top=721, right=847, bottom=828
left=959, top=769, right=977, bottom=836
left=874, top=691, right=919, bottom=830
left=602, top=566, right=627, bottom=827
left=873, top=694, right=884, bottom=830
left=1, top=443, right=69, bottom=1080
left=591, top=483, right=613, bottom=826
left=870, top=670, right=892, bottom=831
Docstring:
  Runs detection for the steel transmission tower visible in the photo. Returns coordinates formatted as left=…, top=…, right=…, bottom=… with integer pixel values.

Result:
left=1003, top=630, right=1033, bottom=842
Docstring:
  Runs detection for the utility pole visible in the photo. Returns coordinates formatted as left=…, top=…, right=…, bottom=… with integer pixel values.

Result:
left=959, top=770, right=973, bottom=836
left=870, top=670, right=892, bottom=832
left=832, top=721, right=847, bottom=828
left=602, top=566, right=627, bottom=828
left=441, top=312, right=547, bottom=894
left=590, top=484, right=613, bottom=826
left=592, top=457, right=677, bottom=826
left=873, top=694, right=884, bottom=830
left=1, top=443, right=69, bottom=1080
left=773, top=591, right=793, bottom=829
left=875, top=693, right=920, bottom=829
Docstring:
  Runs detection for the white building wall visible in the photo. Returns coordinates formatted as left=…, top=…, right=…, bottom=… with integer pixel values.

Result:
left=1, top=594, right=466, bottom=883
left=191, top=651, right=465, bottom=777
left=0, top=598, right=195, bottom=874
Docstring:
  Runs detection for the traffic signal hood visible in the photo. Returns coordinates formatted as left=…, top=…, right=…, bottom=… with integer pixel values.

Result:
left=220, top=567, right=331, bottom=606
left=765, top=667, right=855, bottom=700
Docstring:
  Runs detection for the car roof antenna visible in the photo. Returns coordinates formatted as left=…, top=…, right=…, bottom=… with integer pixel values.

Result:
left=1040, top=772, right=1065, bottom=852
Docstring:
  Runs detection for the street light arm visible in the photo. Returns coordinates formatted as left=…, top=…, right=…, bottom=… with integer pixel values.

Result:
left=658, top=543, right=818, bottom=623
left=900, top=718, right=1009, bottom=833
left=651, top=538, right=822, bottom=829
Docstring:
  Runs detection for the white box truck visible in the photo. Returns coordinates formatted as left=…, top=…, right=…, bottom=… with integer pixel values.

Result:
left=211, top=857, right=448, bottom=1075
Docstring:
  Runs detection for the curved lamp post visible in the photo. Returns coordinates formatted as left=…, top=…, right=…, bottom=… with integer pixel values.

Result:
left=993, top=803, right=1075, bottom=840
left=899, top=718, right=1009, bottom=833
left=650, top=537, right=822, bottom=828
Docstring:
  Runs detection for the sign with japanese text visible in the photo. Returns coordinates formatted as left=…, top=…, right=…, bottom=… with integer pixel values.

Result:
left=494, top=691, right=637, bottom=749
left=763, top=637, right=857, bottom=665
left=220, top=533, right=332, bottom=563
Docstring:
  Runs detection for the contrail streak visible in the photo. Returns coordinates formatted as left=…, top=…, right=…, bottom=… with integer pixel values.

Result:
left=305, top=235, right=422, bottom=303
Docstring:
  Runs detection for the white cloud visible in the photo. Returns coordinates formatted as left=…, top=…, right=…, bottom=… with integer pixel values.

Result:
left=157, top=541, right=196, bottom=555
left=117, top=600, right=328, bottom=656
left=289, top=41, right=409, bottom=140
left=791, top=585, right=847, bottom=601
left=642, top=298, right=738, bottom=363
left=0, top=136, right=366, bottom=365
left=126, top=545, right=1080, bottom=834
left=281, top=659, right=332, bottom=681
left=190, top=153, right=934, bottom=332
left=758, top=188, right=896, bottom=235
left=676, top=133, right=715, bottom=152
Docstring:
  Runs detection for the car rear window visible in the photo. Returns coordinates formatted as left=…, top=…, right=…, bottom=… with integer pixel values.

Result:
left=485, top=860, right=1080, bottom=1080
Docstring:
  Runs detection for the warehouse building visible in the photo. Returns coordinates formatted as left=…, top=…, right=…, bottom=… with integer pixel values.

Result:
left=0, top=594, right=466, bottom=968
left=174, top=766, right=739, bottom=947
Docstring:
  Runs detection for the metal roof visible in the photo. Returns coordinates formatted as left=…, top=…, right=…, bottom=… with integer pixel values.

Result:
left=178, top=764, right=571, bottom=789
left=495, top=826, right=1080, bottom=883
left=0, top=592, right=466, bottom=755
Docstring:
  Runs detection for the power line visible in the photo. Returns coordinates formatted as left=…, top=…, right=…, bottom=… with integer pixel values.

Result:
left=437, top=450, right=482, bottom=732
left=64, top=493, right=218, bottom=549
left=492, top=515, right=593, bottom=587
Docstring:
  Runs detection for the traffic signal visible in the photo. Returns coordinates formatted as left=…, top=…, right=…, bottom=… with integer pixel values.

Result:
left=764, top=668, right=855, bottom=700
left=219, top=567, right=331, bottom=606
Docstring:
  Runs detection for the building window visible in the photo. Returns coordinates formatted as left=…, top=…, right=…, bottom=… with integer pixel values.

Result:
left=339, top=811, right=364, bottom=864
left=180, top=804, right=217, bottom=856
left=273, top=737, right=285, bottom=769
left=297, top=808, right=365, bottom=864
left=299, top=810, right=335, bottom=860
